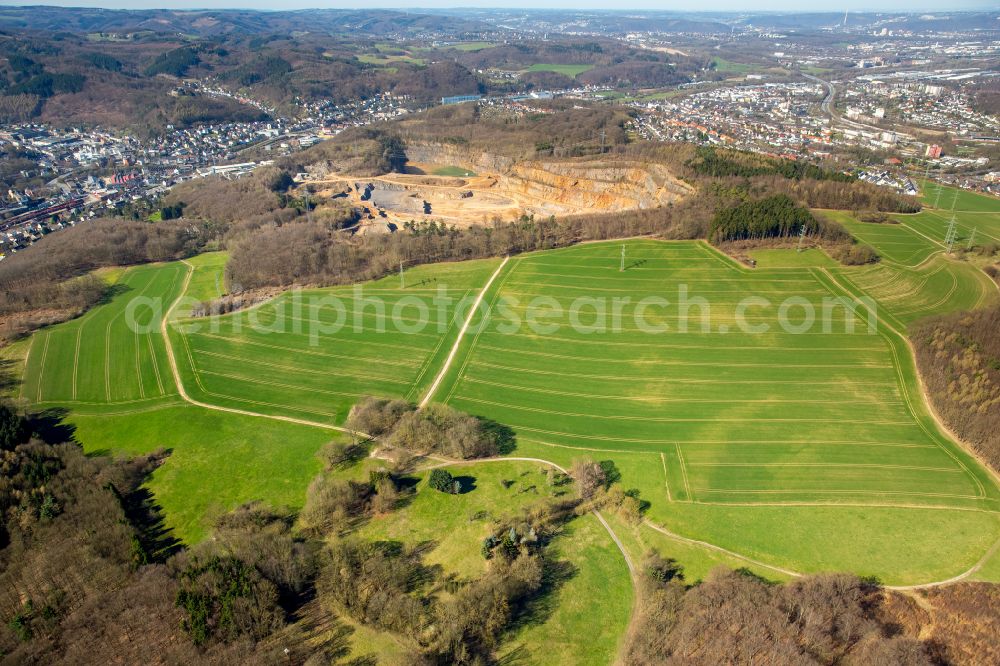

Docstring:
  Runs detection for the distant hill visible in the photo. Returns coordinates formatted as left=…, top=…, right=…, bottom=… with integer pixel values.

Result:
left=0, top=7, right=488, bottom=37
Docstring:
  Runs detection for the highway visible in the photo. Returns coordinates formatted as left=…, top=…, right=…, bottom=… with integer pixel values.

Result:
left=801, top=72, right=895, bottom=134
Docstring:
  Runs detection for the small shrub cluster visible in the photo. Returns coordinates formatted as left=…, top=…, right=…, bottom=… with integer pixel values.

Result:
left=346, top=396, right=513, bottom=459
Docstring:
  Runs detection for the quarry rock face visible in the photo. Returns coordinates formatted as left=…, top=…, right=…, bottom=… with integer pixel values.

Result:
left=497, top=160, right=691, bottom=213
left=404, top=142, right=693, bottom=217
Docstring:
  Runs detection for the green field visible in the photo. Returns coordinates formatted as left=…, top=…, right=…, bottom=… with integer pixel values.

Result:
left=913, top=180, right=1000, bottom=247
left=709, top=57, right=757, bottom=75
left=169, top=257, right=501, bottom=425
left=72, top=405, right=333, bottom=542
left=525, top=63, right=595, bottom=77
left=22, top=262, right=186, bottom=410
left=432, top=165, right=477, bottom=177
left=435, top=242, right=996, bottom=510
left=820, top=209, right=999, bottom=325
left=15, top=233, right=1000, bottom=587
left=823, top=210, right=939, bottom=267
left=357, top=53, right=426, bottom=67
left=443, top=41, right=496, bottom=52
left=182, top=251, right=228, bottom=301
left=746, top=247, right=837, bottom=268
left=841, top=255, right=997, bottom=325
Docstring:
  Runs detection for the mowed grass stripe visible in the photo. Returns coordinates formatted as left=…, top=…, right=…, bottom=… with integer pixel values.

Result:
left=459, top=376, right=903, bottom=407
left=468, top=360, right=901, bottom=389
left=185, top=331, right=425, bottom=369
left=454, top=395, right=917, bottom=426
left=481, top=329, right=886, bottom=352
left=476, top=333, right=890, bottom=364
left=192, top=348, right=411, bottom=386
left=194, top=319, right=440, bottom=354
left=456, top=375, right=906, bottom=422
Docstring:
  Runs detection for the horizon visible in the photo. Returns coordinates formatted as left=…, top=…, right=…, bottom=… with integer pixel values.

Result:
left=1, top=2, right=996, bottom=14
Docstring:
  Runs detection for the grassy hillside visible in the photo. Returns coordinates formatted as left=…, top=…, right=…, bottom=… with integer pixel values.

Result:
left=15, top=238, right=1000, bottom=587
left=21, top=262, right=185, bottom=409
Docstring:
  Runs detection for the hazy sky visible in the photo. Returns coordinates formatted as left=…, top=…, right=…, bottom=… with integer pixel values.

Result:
left=0, top=1, right=995, bottom=11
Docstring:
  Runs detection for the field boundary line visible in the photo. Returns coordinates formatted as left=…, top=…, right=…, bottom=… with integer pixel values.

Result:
left=898, top=218, right=950, bottom=249
left=407, top=287, right=473, bottom=402
left=196, top=369, right=367, bottom=400
left=675, top=443, right=692, bottom=501
left=19, top=335, right=34, bottom=402
left=480, top=329, right=883, bottom=352
left=660, top=452, right=672, bottom=502
left=35, top=333, right=50, bottom=403
left=104, top=319, right=113, bottom=401
left=474, top=344, right=892, bottom=370
left=519, top=435, right=935, bottom=452
left=244, top=308, right=444, bottom=338
left=691, top=462, right=962, bottom=472
left=519, top=437, right=653, bottom=454
left=49, top=400, right=187, bottom=418
left=472, top=361, right=898, bottom=386
left=33, top=394, right=180, bottom=407
left=420, top=255, right=510, bottom=408
left=147, top=335, right=165, bottom=395
left=161, top=261, right=353, bottom=435
left=696, top=488, right=982, bottom=500
left=134, top=332, right=145, bottom=399
left=188, top=385, right=340, bottom=420
left=188, top=331, right=425, bottom=369
left=71, top=325, right=82, bottom=400
left=678, top=498, right=996, bottom=513
left=189, top=326, right=433, bottom=357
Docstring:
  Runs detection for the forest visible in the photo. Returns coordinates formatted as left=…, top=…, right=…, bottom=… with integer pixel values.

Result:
left=912, top=303, right=1000, bottom=473
left=0, top=17, right=701, bottom=134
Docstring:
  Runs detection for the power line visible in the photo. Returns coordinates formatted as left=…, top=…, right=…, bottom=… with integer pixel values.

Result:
left=944, top=216, right=958, bottom=253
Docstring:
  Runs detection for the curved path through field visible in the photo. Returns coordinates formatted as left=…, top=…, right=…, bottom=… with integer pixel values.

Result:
left=160, top=261, right=353, bottom=434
